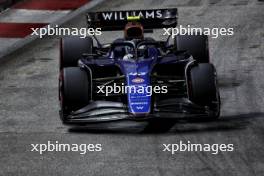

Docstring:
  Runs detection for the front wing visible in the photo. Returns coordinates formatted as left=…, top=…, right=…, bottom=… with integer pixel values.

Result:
left=62, top=98, right=216, bottom=124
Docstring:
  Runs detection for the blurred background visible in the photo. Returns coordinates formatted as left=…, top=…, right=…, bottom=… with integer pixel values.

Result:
left=0, top=0, right=21, bottom=12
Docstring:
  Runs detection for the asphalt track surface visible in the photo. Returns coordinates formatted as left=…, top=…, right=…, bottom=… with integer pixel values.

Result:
left=0, top=0, right=264, bottom=175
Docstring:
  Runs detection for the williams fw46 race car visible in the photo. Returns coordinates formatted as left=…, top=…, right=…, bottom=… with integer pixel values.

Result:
left=59, top=8, right=221, bottom=125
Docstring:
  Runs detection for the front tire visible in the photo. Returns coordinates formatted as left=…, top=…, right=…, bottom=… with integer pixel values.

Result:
left=188, top=63, right=220, bottom=119
left=59, top=67, right=91, bottom=122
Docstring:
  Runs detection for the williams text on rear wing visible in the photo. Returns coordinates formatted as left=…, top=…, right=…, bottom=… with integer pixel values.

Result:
left=87, top=8, right=178, bottom=31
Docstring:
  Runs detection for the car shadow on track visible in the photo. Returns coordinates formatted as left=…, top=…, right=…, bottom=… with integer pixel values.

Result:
left=68, top=112, right=264, bottom=135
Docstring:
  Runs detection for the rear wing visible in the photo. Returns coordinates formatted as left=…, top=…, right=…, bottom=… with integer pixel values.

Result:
left=87, top=8, right=177, bottom=31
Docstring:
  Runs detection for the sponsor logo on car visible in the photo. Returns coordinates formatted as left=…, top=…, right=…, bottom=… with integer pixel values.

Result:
left=132, top=77, right=144, bottom=83
left=101, top=10, right=165, bottom=21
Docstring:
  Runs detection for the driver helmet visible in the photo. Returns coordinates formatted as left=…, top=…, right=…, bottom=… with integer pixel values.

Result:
left=124, top=21, right=144, bottom=40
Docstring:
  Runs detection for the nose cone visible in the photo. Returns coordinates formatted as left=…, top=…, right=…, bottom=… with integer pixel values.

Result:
left=127, top=74, right=151, bottom=115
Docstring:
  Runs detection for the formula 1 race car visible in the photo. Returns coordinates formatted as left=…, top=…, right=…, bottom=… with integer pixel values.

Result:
left=59, top=8, right=221, bottom=125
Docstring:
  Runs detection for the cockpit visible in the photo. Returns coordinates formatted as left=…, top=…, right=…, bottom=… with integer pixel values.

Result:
left=108, top=19, right=160, bottom=61
left=111, top=41, right=159, bottom=61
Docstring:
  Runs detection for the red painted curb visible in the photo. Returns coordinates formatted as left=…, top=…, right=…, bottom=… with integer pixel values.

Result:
left=13, top=0, right=89, bottom=10
left=0, top=23, right=47, bottom=38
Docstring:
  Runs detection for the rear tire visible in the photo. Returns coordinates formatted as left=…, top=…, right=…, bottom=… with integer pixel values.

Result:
left=188, top=63, right=220, bottom=118
left=59, top=67, right=91, bottom=121
left=175, top=35, right=209, bottom=63
left=60, top=36, right=93, bottom=69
